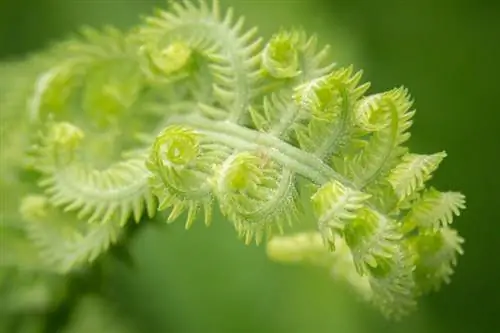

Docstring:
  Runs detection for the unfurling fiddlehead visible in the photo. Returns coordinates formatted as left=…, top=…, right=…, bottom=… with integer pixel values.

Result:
left=147, top=125, right=228, bottom=227
left=213, top=151, right=298, bottom=244
left=1, top=0, right=466, bottom=323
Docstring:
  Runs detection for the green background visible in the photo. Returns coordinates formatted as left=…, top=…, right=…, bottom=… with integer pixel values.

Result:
left=1, top=0, right=499, bottom=332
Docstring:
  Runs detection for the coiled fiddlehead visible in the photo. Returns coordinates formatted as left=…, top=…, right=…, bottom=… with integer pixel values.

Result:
left=147, top=125, right=230, bottom=228
left=213, top=151, right=298, bottom=244
left=11, top=25, right=188, bottom=272
left=138, top=0, right=263, bottom=122
left=31, top=121, right=157, bottom=226
left=0, top=0, right=466, bottom=321
left=26, top=27, right=158, bottom=229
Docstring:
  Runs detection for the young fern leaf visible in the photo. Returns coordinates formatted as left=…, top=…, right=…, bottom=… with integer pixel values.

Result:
left=24, top=27, right=180, bottom=229
left=366, top=244, right=417, bottom=319
left=139, top=40, right=192, bottom=79
left=343, top=208, right=403, bottom=275
left=138, top=0, right=262, bottom=122
left=31, top=121, right=157, bottom=225
left=213, top=151, right=299, bottom=244
left=146, top=125, right=231, bottom=228
left=311, top=180, right=371, bottom=248
left=387, top=152, right=447, bottom=201
left=410, top=226, right=464, bottom=294
left=348, top=87, right=415, bottom=187
left=29, top=26, right=143, bottom=122
left=403, top=188, right=466, bottom=231
left=20, top=195, right=122, bottom=273
left=250, top=30, right=336, bottom=138
left=342, top=210, right=417, bottom=319
left=292, top=67, right=369, bottom=157
left=261, top=29, right=334, bottom=81
left=0, top=0, right=467, bottom=321
left=261, top=30, right=301, bottom=79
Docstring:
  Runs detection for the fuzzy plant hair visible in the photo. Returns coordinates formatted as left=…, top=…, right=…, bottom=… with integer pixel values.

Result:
left=0, top=0, right=466, bottom=327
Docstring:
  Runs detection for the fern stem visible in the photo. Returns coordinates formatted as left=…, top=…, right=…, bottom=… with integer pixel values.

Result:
left=167, top=115, right=399, bottom=229
left=168, top=114, right=351, bottom=186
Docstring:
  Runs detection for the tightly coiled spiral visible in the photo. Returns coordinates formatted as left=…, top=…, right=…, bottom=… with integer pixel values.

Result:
left=213, top=152, right=298, bottom=244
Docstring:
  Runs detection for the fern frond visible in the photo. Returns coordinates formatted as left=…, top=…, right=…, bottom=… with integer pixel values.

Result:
left=343, top=208, right=402, bottom=275
left=311, top=180, right=371, bottom=248
left=0, top=0, right=467, bottom=321
left=261, top=29, right=301, bottom=79
left=139, top=0, right=465, bottom=314
left=294, top=33, right=336, bottom=82
left=31, top=121, right=156, bottom=225
left=147, top=125, right=231, bottom=228
left=353, top=93, right=389, bottom=131
left=261, top=29, right=334, bottom=79
left=348, top=87, right=415, bottom=187
left=262, top=29, right=335, bottom=83
left=20, top=195, right=122, bottom=273
left=29, top=26, right=143, bottom=123
left=213, top=151, right=299, bottom=244
left=139, top=40, right=193, bottom=78
left=292, top=67, right=369, bottom=157
left=249, top=30, right=337, bottom=137
left=387, top=152, right=447, bottom=201
left=366, top=244, right=417, bottom=319
left=410, top=226, right=464, bottom=294
left=139, top=0, right=263, bottom=121
left=403, top=188, right=466, bottom=231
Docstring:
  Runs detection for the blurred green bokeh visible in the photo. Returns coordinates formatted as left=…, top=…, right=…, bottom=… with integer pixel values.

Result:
left=1, top=0, right=499, bottom=332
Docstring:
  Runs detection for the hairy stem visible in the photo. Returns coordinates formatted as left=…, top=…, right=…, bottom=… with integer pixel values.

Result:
left=168, top=114, right=349, bottom=186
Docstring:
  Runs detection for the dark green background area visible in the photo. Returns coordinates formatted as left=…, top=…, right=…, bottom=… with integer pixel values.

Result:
left=1, top=0, right=499, bottom=332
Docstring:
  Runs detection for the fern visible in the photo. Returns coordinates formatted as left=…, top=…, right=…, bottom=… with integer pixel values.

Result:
left=31, top=121, right=156, bottom=225
left=347, top=87, right=415, bottom=187
left=0, top=0, right=466, bottom=324
left=20, top=195, right=122, bottom=273
left=410, top=226, right=464, bottom=294
left=138, top=0, right=262, bottom=122
left=312, top=180, right=371, bottom=248
left=403, top=188, right=466, bottom=231
left=387, top=152, right=447, bottom=201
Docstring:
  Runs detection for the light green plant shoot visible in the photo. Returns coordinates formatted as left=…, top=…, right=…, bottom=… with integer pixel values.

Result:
left=0, top=0, right=466, bottom=323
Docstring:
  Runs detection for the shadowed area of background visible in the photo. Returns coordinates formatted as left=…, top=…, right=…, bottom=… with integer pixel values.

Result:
left=1, top=0, right=498, bottom=332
